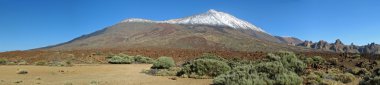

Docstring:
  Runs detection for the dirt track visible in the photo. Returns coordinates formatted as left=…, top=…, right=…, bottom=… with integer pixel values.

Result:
left=0, top=64, right=212, bottom=85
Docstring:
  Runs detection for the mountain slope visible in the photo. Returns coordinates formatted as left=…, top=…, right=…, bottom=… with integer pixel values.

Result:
left=275, top=36, right=303, bottom=45
left=38, top=9, right=309, bottom=52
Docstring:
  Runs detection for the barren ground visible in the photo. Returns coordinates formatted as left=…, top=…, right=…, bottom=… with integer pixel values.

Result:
left=0, top=64, right=212, bottom=85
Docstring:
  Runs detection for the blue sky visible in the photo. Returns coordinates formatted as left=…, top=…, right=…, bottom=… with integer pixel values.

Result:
left=0, top=0, right=379, bottom=52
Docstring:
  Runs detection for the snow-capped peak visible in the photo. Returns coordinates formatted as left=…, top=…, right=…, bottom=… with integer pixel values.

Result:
left=121, top=18, right=154, bottom=23
left=120, top=9, right=266, bottom=32
left=164, top=9, right=265, bottom=32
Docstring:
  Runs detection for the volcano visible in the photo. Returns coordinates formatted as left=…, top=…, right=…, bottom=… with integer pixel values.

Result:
left=38, top=9, right=307, bottom=52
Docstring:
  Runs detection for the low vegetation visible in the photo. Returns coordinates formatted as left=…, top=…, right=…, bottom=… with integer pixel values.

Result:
left=151, top=56, right=175, bottom=69
left=140, top=51, right=362, bottom=85
left=0, top=58, right=7, bottom=65
left=213, top=52, right=305, bottom=85
left=360, top=68, right=380, bottom=85
left=142, top=56, right=177, bottom=76
left=107, top=54, right=155, bottom=64
left=143, top=67, right=181, bottom=76
left=179, top=54, right=230, bottom=79
left=34, top=61, right=47, bottom=66
left=133, top=55, right=155, bottom=64
left=17, top=69, right=28, bottom=74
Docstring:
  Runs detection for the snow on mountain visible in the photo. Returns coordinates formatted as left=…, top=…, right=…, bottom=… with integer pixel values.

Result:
left=121, top=9, right=266, bottom=33
left=121, top=18, right=154, bottom=23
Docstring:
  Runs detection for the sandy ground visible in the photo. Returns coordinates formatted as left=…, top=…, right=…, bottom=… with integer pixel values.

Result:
left=0, top=64, right=212, bottom=85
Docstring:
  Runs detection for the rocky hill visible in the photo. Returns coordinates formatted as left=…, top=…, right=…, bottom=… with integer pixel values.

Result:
left=297, top=39, right=380, bottom=54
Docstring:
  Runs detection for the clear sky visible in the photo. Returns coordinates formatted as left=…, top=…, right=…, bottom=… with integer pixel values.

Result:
left=0, top=0, right=380, bottom=52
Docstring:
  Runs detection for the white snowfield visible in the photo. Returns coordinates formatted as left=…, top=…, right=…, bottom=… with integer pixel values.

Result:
left=121, top=9, right=266, bottom=33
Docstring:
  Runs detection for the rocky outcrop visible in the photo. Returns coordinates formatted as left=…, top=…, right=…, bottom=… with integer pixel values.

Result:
left=298, top=40, right=313, bottom=48
left=359, top=43, right=380, bottom=54
left=311, top=40, right=330, bottom=50
left=297, top=39, right=380, bottom=54
left=330, top=39, right=345, bottom=52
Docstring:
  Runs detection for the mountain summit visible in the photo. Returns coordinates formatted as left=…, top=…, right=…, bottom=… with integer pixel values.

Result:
left=122, top=9, right=266, bottom=32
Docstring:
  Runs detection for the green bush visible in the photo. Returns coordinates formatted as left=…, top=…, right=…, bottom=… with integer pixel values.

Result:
left=327, top=58, right=339, bottom=65
left=360, top=68, right=380, bottom=85
left=143, top=67, right=181, bottom=76
left=195, top=53, right=227, bottom=62
left=213, top=62, right=302, bottom=85
left=303, top=56, right=325, bottom=69
left=17, top=69, right=28, bottom=74
left=0, top=58, right=7, bottom=65
left=107, top=55, right=133, bottom=64
left=181, top=59, right=230, bottom=78
left=48, top=61, right=73, bottom=67
left=227, top=58, right=255, bottom=69
left=151, top=56, right=175, bottom=69
left=304, top=73, right=322, bottom=85
left=133, top=55, right=154, bottom=64
left=213, top=52, right=304, bottom=85
left=17, top=60, right=28, bottom=65
left=350, top=68, right=371, bottom=76
left=267, top=52, right=306, bottom=74
left=360, top=76, right=380, bottom=85
left=7, top=61, right=17, bottom=65
left=34, top=61, right=47, bottom=66
left=324, top=73, right=355, bottom=83
left=352, top=54, right=361, bottom=59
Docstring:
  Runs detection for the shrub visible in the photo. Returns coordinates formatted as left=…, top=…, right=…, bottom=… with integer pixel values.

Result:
left=48, top=61, right=73, bottom=67
left=151, top=56, right=175, bottom=69
left=195, top=53, right=226, bottom=62
left=7, top=61, right=17, bottom=65
left=133, top=55, right=154, bottom=64
left=213, top=62, right=302, bottom=85
left=227, top=58, right=255, bottom=69
left=143, top=67, right=181, bottom=76
left=0, top=58, right=7, bottom=64
left=351, top=54, right=361, bottom=59
left=181, top=59, right=230, bottom=78
left=17, top=60, right=28, bottom=65
left=350, top=68, right=371, bottom=76
left=327, top=58, right=339, bottom=65
left=34, top=61, right=47, bottom=66
left=267, top=52, right=306, bottom=74
left=304, top=56, right=325, bottom=69
left=324, top=73, right=355, bottom=83
left=213, top=51, right=305, bottom=85
left=107, top=55, right=133, bottom=64
left=304, top=72, right=322, bottom=85
left=17, top=69, right=28, bottom=74
left=322, top=79, right=344, bottom=85
left=360, top=68, right=380, bottom=85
